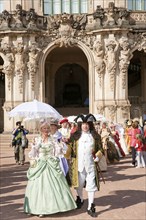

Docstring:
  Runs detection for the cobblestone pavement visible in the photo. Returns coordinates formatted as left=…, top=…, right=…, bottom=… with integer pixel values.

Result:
left=0, top=141, right=146, bottom=220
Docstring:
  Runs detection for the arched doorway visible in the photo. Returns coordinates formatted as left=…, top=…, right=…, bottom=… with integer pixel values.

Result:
left=0, top=56, right=5, bottom=132
left=44, top=46, right=89, bottom=116
left=128, top=51, right=142, bottom=118
left=55, top=63, right=88, bottom=107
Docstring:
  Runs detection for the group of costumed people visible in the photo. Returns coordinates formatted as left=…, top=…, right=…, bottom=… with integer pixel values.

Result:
left=24, top=113, right=146, bottom=218
left=24, top=114, right=104, bottom=218
left=124, top=118, right=146, bottom=168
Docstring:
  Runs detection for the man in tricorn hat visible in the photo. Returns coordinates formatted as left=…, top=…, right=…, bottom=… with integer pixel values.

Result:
left=68, top=114, right=104, bottom=217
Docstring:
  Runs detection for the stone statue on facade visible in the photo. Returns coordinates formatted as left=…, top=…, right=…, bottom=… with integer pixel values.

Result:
left=0, top=42, right=14, bottom=90
left=104, top=2, right=118, bottom=27
left=118, top=8, right=130, bottom=26
left=104, top=40, right=119, bottom=90
left=139, top=33, right=146, bottom=53
left=119, top=38, right=133, bottom=89
left=27, top=42, right=41, bottom=90
left=93, top=5, right=104, bottom=28
left=0, top=10, right=12, bottom=29
left=93, top=40, right=105, bottom=86
left=13, top=4, right=25, bottom=28
left=14, top=41, right=26, bottom=93
left=26, top=8, right=38, bottom=29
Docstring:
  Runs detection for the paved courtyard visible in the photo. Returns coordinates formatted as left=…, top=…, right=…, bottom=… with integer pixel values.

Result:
left=0, top=137, right=146, bottom=220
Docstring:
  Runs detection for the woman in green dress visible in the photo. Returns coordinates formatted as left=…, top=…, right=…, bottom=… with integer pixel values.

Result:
left=24, top=121, right=77, bottom=217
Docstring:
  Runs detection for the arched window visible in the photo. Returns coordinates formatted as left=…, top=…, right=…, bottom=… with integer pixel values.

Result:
left=128, top=0, right=146, bottom=10
left=43, top=0, right=88, bottom=15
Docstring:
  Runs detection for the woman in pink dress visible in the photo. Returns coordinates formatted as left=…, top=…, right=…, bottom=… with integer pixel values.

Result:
left=128, top=121, right=141, bottom=166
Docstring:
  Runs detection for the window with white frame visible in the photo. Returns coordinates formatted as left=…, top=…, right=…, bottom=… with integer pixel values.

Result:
left=43, top=0, right=88, bottom=15
left=128, top=0, right=146, bottom=10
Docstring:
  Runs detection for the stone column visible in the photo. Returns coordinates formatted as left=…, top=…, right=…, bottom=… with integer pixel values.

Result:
left=104, top=35, right=119, bottom=121
left=0, top=37, right=15, bottom=132
left=116, top=37, right=132, bottom=122
left=27, top=41, right=41, bottom=100
left=93, top=35, right=105, bottom=115
left=13, top=38, right=26, bottom=95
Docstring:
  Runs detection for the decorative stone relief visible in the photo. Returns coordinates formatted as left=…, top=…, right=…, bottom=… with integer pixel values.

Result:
left=0, top=41, right=14, bottom=90
left=26, top=8, right=38, bottom=29
left=121, top=106, right=130, bottom=119
left=96, top=105, right=104, bottom=115
left=138, top=33, right=146, bottom=53
left=14, top=41, right=26, bottom=93
left=2, top=102, right=13, bottom=112
left=0, top=10, right=12, bottom=28
left=108, top=105, right=117, bottom=122
left=36, top=35, right=52, bottom=50
left=104, top=2, right=118, bottom=27
left=119, top=38, right=133, bottom=89
left=130, top=12, right=146, bottom=22
left=53, top=13, right=77, bottom=47
left=104, top=39, right=119, bottom=90
left=0, top=5, right=46, bottom=30
left=93, top=5, right=104, bottom=28
left=27, top=42, right=41, bottom=90
left=93, top=40, right=105, bottom=86
left=12, top=4, right=24, bottom=28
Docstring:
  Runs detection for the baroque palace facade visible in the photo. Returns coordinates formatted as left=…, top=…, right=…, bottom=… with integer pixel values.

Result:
left=0, top=0, right=146, bottom=132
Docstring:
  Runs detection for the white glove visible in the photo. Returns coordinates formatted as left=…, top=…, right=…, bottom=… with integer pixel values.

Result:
left=94, top=156, right=99, bottom=162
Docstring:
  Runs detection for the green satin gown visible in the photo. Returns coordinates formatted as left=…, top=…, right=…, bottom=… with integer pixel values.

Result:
left=24, top=139, right=76, bottom=215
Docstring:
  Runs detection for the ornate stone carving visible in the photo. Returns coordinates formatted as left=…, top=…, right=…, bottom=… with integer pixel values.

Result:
left=93, top=5, right=104, bottom=28
left=0, top=10, right=12, bottom=29
left=53, top=13, right=77, bottom=47
left=12, top=4, right=25, bottom=28
left=118, top=8, right=130, bottom=26
left=119, top=38, right=133, bottom=89
left=121, top=106, right=130, bottom=119
left=27, top=42, right=41, bottom=90
left=96, top=105, right=104, bottom=115
left=26, top=8, right=38, bottom=29
left=0, top=5, right=46, bottom=30
left=138, top=33, right=146, bottom=53
left=14, top=41, right=26, bottom=93
left=36, top=35, right=52, bottom=50
left=93, top=40, right=105, bottom=86
left=3, top=102, right=13, bottom=112
left=0, top=41, right=14, bottom=90
left=108, top=105, right=117, bottom=121
left=104, top=2, right=118, bottom=27
left=104, top=40, right=119, bottom=90
left=130, top=12, right=146, bottom=23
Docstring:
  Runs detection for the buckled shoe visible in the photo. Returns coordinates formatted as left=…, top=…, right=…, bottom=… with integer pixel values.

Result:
left=87, top=203, right=97, bottom=217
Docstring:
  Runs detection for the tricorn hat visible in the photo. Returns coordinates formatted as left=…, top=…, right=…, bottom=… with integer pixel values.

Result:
left=74, top=114, right=96, bottom=123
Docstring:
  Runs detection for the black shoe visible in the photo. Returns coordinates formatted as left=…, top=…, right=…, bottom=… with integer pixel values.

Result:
left=87, top=203, right=97, bottom=217
left=75, top=196, right=84, bottom=209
